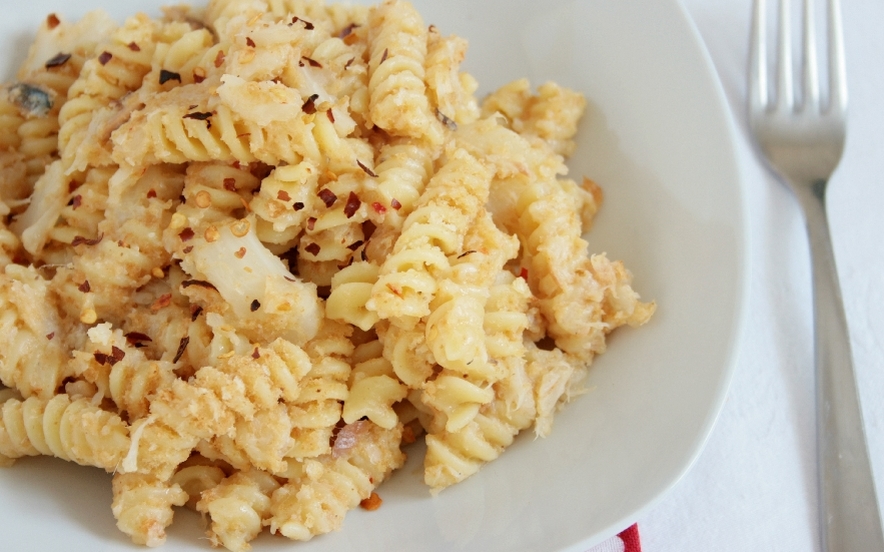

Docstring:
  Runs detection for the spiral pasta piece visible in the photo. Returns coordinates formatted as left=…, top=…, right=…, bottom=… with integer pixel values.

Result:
left=111, top=472, right=189, bottom=547
left=368, top=148, right=490, bottom=320
left=0, top=394, right=130, bottom=470
left=341, top=339, right=407, bottom=429
left=366, top=0, right=443, bottom=144
left=516, top=178, right=654, bottom=361
left=267, top=420, right=405, bottom=541
left=58, top=14, right=161, bottom=173
left=197, top=470, right=281, bottom=552
left=364, top=138, right=436, bottom=230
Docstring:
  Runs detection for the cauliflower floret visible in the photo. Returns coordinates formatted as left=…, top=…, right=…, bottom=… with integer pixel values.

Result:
left=178, top=215, right=322, bottom=345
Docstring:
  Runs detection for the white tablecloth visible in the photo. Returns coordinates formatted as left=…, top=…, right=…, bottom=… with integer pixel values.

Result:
left=633, top=1, right=884, bottom=550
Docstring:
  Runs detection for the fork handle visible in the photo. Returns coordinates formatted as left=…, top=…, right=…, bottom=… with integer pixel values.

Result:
left=796, top=181, right=884, bottom=552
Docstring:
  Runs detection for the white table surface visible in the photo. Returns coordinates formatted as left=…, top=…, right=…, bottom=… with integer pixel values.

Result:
left=634, top=1, right=884, bottom=550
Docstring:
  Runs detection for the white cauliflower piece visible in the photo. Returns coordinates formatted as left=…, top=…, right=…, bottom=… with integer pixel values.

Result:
left=179, top=215, right=322, bottom=345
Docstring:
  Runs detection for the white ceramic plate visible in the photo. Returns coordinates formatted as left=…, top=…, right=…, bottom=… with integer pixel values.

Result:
left=0, top=0, right=747, bottom=550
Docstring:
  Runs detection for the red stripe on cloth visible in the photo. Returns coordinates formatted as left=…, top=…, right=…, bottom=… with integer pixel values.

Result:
left=619, top=524, right=642, bottom=552
left=585, top=524, right=641, bottom=552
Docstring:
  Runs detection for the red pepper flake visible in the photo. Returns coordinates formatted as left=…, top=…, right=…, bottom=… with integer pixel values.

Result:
left=46, top=13, right=61, bottom=29
left=326, top=109, right=336, bottom=123
left=93, top=352, right=109, bottom=365
left=173, top=336, right=190, bottom=364
left=390, top=198, right=402, bottom=210
left=305, top=243, right=321, bottom=256
left=127, top=42, right=141, bottom=52
left=190, top=304, right=203, bottom=322
left=338, top=23, right=358, bottom=38
left=371, top=202, right=387, bottom=215
left=160, top=69, right=182, bottom=85
left=344, top=191, right=361, bottom=218
left=146, top=189, right=157, bottom=199
left=110, top=346, right=126, bottom=364
left=519, top=267, right=529, bottom=280
left=277, top=190, right=292, bottom=202
left=291, top=17, right=314, bottom=30
left=78, top=280, right=91, bottom=293
left=69, top=194, right=82, bottom=209
left=45, top=52, right=72, bottom=69
left=98, top=51, right=113, bottom=65
left=252, top=347, right=261, bottom=359
left=317, top=188, right=337, bottom=208
left=183, top=111, right=213, bottom=129
left=435, top=108, right=457, bottom=131
left=235, top=247, right=247, bottom=259
left=223, top=178, right=237, bottom=191
left=302, top=93, right=319, bottom=115
left=302, top=56, right=322, bottom=68
left=344, top=57, right=355, bottom=70
left=46, top=332, right=55, bottom=340
left=214, top=50, right=226, bottom=68
left=380, top=48, right=389, bottom=65
left=125, top=332, right=153, bottom=347
left=250, top=299, right=261, bottom=312
left=307, top=217, right=316, bottom=231
left=183, top=245, right=194, bottom=254
left=150, top=294, right=173, bottom=313
left=357, top=160, right=377, bottom=178
left=72, top=233, right=104, bottom=247
left=246, top=36, right=256, bottom=48
left=179, top=227, right=195, bottom=241
left=181, top=279, right=218, bottom=290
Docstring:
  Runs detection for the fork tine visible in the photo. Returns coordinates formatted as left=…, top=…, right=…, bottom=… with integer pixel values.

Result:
left=828, top=0, right=848, bottom=114
left=749, top=0, right=768, bottom=112
left=777, top=0, right=794, bottom=110
left=803, top=0, right=820, bottom=110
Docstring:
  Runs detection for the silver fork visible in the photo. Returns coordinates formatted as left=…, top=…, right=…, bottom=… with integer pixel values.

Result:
left=748, top=0, right=884, bottom=550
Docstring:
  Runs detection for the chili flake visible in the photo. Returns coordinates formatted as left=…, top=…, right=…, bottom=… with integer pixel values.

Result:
left=183, top=111, right=213, bottom=129
left=72, top=233, right=104, bottom=247
left=302, top=93, right=319, bottom=115
left=45, top=52, right=72, bottom=69
left=179, top=227, right=195, bottom=241
left=344, top=191, right=361, bottom=218
left=190, top=305, right=203, bottom=322
left=159, top=69, right=182, bottom=85
left=357, top=160, right=377, bottom=177
left=173, top=336, right=190, bottom=364
left=318, top=188, right=337, bottom=208
left=250, top=299, right=261, bottom=312
left=98, top=51, right=113, bottom=65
